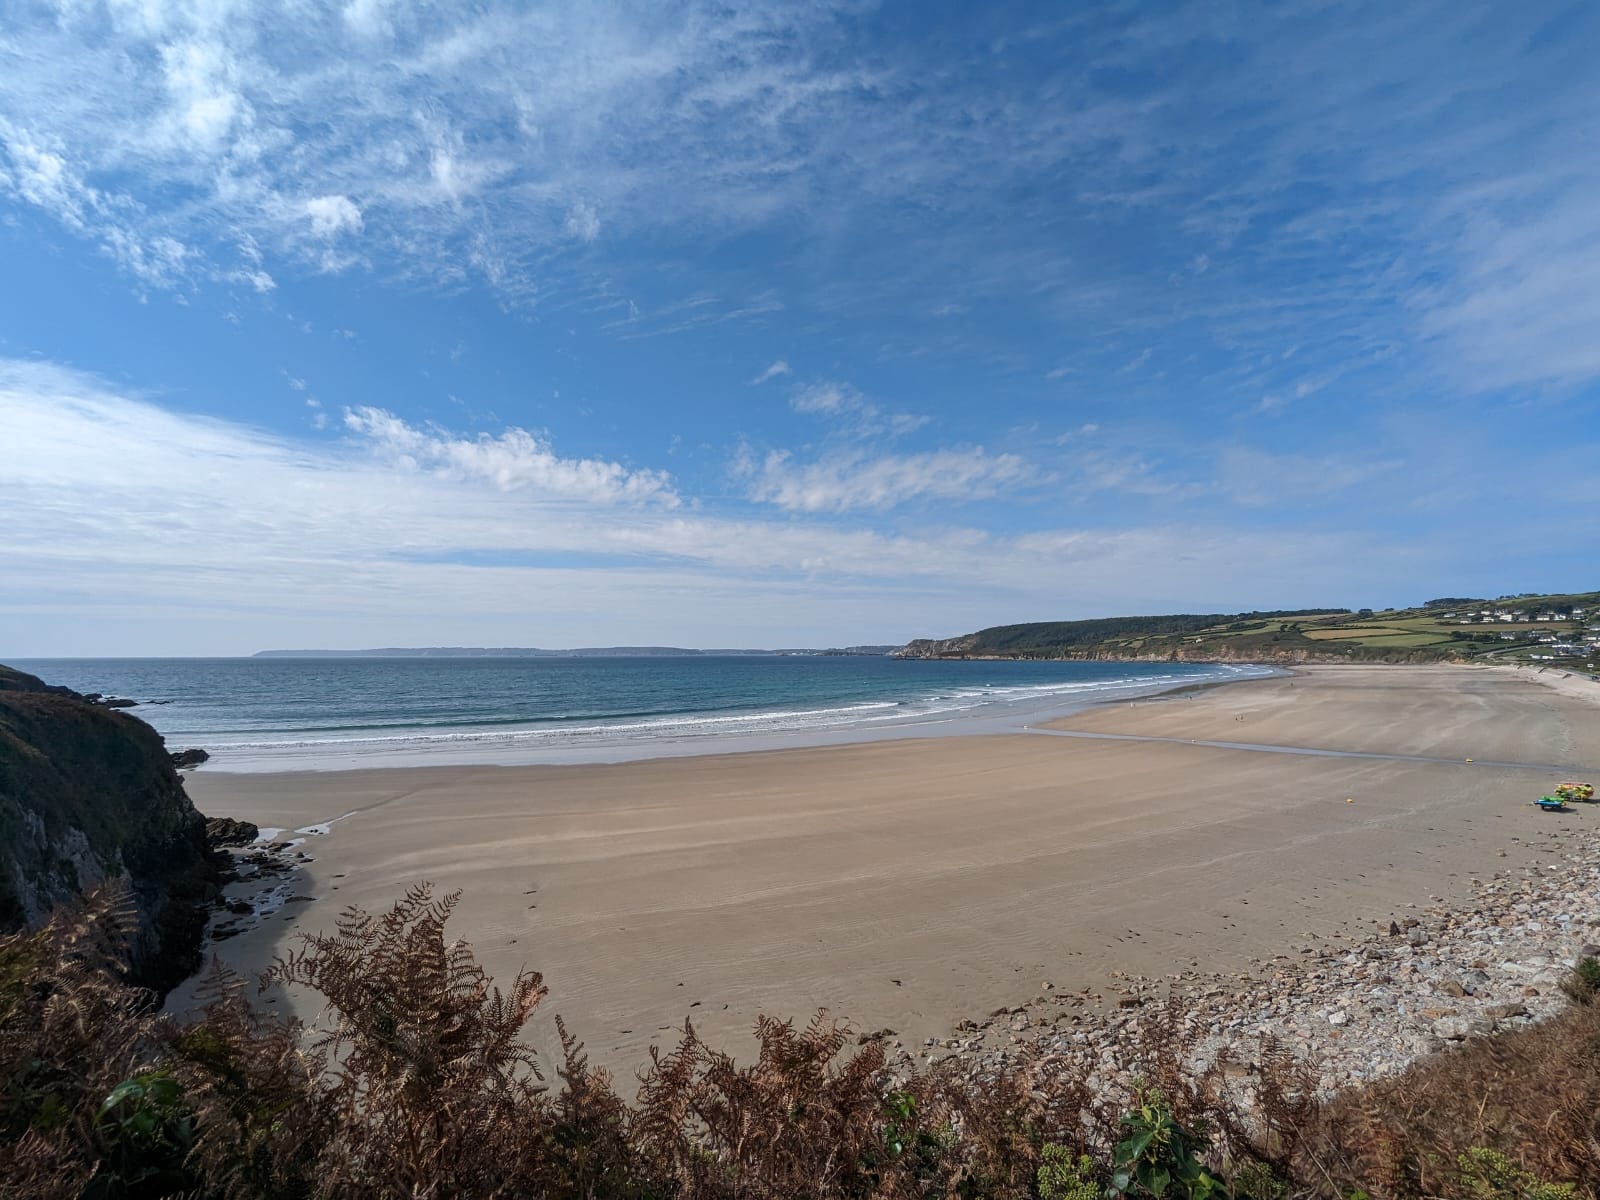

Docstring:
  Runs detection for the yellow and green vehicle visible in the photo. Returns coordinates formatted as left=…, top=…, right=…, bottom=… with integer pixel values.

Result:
left=1556, top=782, right=1595, bottom=802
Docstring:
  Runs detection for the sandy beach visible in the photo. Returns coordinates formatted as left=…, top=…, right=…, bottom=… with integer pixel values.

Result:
left=177, top=664, right=1600, bottom=1079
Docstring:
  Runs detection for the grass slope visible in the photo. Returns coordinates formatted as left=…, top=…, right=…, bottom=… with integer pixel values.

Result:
left=910, top=591, right=1600, bottom=666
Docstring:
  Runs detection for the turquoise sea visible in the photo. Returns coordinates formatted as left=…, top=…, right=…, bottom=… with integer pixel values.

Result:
left=11, top=656, right=1270, bottom=771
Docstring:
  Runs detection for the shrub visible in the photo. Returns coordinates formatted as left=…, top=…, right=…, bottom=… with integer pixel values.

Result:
left=1457, top=1147, right=1576, bottom=1200
left=0, top=888, right=166, bottom=1199
left=1561, top=956, right=1600, bottom=1006
left=1300, top=998, right=1600, bottom=1195
left=1110, top=1087, right=1228, bottom=1199
left=88, top=1069, right=195, bottom=1199
left=1038, top=1143, right=1100, bottom=1200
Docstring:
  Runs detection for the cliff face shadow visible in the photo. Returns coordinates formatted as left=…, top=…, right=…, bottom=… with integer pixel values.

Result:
left=0, top=663, right=223, bottom=999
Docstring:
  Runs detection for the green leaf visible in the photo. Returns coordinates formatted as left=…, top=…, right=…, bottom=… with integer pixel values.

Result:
left=145, top=1075, right=183, bottom=1107
left=99, top=1079, right=145, bottom=1115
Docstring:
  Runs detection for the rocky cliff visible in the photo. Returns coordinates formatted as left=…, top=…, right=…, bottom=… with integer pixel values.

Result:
left=0, top=664, right=221, bottom=998
left=892, top=636, right=981, bottom=659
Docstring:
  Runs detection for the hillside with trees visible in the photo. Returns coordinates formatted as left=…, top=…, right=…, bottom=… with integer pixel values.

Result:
left=896, top=591, right=1600, bottom=668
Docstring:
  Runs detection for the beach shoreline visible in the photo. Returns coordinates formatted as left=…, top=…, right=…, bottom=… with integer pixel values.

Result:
left=173, top=663, right=1600, bottom=1079
left=185, top=662, right=1279, bottom=774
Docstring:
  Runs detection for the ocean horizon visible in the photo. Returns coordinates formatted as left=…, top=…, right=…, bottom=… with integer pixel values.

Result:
left=10, top=656, right=1273, bottom=772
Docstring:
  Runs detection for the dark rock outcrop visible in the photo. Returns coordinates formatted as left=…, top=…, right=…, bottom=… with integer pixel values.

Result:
left=0, top=663, right=222, bottom=998
left=171, top=747, right=210, bottom=769
left=204, top=816, right=258, bottom=846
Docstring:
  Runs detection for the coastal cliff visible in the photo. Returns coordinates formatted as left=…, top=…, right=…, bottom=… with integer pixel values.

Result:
left=893, top=638, right=1449, bottom=665
left=0, top=663, right=221, bottom=997
left=895, top=635, right=983, bottom=658
left=895, top=591, right=1600, bottom=666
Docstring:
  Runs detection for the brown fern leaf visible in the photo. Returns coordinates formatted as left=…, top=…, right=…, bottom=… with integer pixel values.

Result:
left=262, top=881, right=555, bottom=1195
left=0, top=886, right=165, bottom=1194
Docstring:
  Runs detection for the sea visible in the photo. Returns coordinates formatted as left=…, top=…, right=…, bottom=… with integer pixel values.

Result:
left=10, top=656, right=1273, bottom=772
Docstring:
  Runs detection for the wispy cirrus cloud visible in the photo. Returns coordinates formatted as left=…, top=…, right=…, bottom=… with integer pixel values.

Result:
left=740, top=446, right=1039, bottom=514
left=2, top=1, right=1597, bottom=404
left=787, top=380, right=929, bottom=437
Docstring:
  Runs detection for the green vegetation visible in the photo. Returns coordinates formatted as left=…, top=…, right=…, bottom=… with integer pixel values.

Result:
left=1456, top=1148, right=1576, bottom=1200
left=948, top=611, right=1347, bottom=656
left=5, top=884, right=1599, bottom=1199
left=1037, top=1145, right=1100, bottom=1200
left=1110, top=1088, right=1227, bottom=1199
left=1562, top=956, right=1600, bottom=1006
left=901, top=590, right=1600, bottom=666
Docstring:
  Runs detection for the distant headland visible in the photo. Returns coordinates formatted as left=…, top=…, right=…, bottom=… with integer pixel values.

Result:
left=252, top=645, right=903, bottom=658
left=894, top=588, right=1599, bottom=667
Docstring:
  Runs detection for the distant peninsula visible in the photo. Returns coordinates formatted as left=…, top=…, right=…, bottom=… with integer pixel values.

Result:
left=253, top=645, right=902, bottom=658
left=894, top=589, right=1599, bottom=667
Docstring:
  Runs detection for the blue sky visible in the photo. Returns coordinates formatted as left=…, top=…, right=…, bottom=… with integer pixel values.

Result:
left=1, top=1, right=1597, bottom=655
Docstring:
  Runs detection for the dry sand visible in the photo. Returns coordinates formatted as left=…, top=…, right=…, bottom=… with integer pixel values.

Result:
left=177, top=664, right=1600, bottom=1080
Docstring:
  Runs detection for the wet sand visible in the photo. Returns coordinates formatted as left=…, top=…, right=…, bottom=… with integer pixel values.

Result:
left=176, top=664, right=1600, bottom=1080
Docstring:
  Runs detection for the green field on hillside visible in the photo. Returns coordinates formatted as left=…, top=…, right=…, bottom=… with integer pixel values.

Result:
left=903, top=590, right=1600, bottom=665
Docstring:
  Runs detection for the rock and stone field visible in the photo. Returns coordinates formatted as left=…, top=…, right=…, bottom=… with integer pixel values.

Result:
left=882, top=818, right=1595, bottom=1097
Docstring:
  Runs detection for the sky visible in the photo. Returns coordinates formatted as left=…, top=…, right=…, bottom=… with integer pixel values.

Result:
left=1, top=1, right=1597, bottom=656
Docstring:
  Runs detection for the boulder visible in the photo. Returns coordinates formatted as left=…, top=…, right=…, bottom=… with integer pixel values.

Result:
left=205, top=816, right=259, bottom=847
left=171, top=747, right=211, bottom=769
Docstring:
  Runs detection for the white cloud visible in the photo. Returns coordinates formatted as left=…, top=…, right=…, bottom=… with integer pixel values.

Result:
left=564, top=200, right=601, bottom=243
left=0, top=356, right=1467, bottom=653
left=744, top=447, right=1038, bottom=513
left=235, top=268, right=275, bottom=291
left=305, top=194, right=363, bottom=239
left=343, top=0, right=398, bottom=40
left=1415, top=188, right=1600, bottom=390
left=342, top=406, right=679, bottom=506
left=1050, top=423, right=1100, bottom=444
left=156, top=37, right=248, bottom=153
left=791, top=381, right=857, bottom=415
left=787, top=379, right=928, bottom=438
left=1, top=128, right=87, bottom=229
left=0, top=118, right=192, bottom=287
left=0, top=0, right=1582, bottom=421
left=751, top=359, right=791, bottom=385
left=0, top=0, right=1588, bottom=429
left=1213, top=447, right=1400, bottom=508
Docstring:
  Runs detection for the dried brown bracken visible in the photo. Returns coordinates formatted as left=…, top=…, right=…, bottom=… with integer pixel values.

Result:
left=1, top=883, right=1594, bottom=1199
